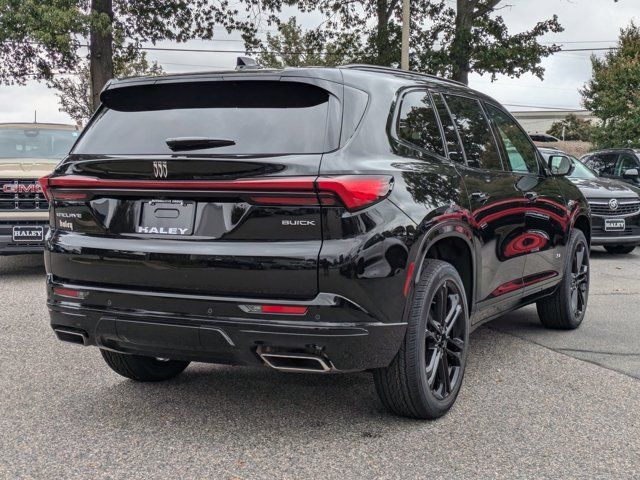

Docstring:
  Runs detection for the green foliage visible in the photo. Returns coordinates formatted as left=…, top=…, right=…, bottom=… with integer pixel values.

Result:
left=414, top=0, right=564, bottom=84
left=546, top=114, right=594, bottom=142
left=255, top=17, right=361, bottom=68
left=582, top=22, right=640, bottom=148
left=254, top=1, right=562, bottom=85
left=0, top=0, right=271, bottom=83
left=49, top=49, right=162, bottom=125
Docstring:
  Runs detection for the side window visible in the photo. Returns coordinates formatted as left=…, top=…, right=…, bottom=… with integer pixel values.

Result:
left=615, top=153, right=639, bottom=176
left=443, top=95, right=502, bottom=170
left=485, top=104, right=539, bottom=174
left=396, top=90, right=445, bottom=157
left=595, top=154, right=618, bottom=175
left=432, top=93, right=465, bottom=164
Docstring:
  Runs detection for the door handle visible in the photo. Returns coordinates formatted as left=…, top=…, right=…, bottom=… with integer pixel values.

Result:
left=524, top=191, right=539, bottom=202
left=470, top=192, right=490, bottom=203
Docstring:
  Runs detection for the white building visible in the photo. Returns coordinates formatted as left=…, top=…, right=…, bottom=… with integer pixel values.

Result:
left=512, top=110, right=595, bottom=135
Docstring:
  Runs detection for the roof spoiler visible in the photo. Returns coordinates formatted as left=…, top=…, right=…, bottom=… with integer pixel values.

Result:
left=236, top=57, right=260, bottom=70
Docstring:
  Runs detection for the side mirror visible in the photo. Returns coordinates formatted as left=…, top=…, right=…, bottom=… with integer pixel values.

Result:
left=623, top=168, right=639, bottom=180
left=548, top=155, right=573, bottom=176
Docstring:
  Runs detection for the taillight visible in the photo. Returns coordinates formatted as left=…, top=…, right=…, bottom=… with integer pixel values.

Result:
left=38, top=175, right=51, bottom=201
left=317, top=175, right=393, bottom=211
left=39, top=174, right=393, bottom=211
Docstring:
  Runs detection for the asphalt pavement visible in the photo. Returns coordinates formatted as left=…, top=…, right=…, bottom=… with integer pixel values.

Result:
left=1, top=250, right=639, bottom=479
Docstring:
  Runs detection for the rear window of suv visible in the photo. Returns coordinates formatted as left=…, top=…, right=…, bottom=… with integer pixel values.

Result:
left=73, top=81, right=338, bottom=155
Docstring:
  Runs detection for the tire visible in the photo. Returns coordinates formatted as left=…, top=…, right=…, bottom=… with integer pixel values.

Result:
left=537, top=229, right=589, bottom=330
left=604, top=245, right=636, bottom=255
left=100, top=349, right=190, bottom=382
left=373, top=259, right=470, bottom=419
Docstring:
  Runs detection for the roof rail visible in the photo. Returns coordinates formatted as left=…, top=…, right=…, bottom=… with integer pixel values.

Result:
left=340, top=64, right=467, bottom=87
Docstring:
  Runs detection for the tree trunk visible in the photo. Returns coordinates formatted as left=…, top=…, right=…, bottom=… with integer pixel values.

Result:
left=451, top=0, right=473, bottom=84
left=89, top=0, right=114, bottom=112
left=375, top=0, right=392, bottom=66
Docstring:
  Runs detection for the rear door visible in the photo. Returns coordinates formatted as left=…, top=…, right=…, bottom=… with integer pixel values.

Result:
left=440, top=94, right=527, bottom=318
left=46, top=78, right=341, bottom=300
left=484, top=103, right=568, bottom=289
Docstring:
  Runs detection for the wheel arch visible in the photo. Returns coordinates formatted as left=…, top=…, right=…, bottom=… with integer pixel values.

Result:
left=573, top=214, right=591, bottom=246
left=411, top=225, right=476, bottom=314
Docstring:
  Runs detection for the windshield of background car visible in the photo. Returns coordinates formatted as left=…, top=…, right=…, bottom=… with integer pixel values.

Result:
left=0, top=127, right=78, bottom=161
left=569, top=157, right=598, bottom=179
left=73, top=81, right=338, bottom=155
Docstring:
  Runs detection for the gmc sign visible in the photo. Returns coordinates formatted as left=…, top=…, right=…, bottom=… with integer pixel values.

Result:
left=2, top=183, right=43, bottom=194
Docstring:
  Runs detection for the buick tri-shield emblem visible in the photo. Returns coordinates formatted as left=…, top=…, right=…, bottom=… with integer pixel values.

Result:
left=153, top=161, right=168, bottom=179
left=609, top=198, right=619, bottom=211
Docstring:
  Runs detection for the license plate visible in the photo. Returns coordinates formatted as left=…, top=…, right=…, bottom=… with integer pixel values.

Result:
left=12, top=225, right=44, bottom=242
left=605, top=219, right=625, bottom=231
left=137, top=200, right=195, bottom=236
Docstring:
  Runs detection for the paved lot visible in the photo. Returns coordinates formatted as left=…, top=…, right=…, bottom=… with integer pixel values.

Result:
left=1, top=250, right=639, bottom=479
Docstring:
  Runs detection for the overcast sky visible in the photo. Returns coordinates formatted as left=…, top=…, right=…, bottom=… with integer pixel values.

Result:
left=0, top=0, right=637, bottom=125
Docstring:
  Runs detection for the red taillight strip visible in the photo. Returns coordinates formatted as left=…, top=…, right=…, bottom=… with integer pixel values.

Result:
left=42, top=174, right=394, bottom=211
left=46, top=175, right=317, bottom=191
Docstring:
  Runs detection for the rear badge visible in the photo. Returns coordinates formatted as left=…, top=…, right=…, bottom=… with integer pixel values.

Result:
left=281, top=220, right=316, bottom=226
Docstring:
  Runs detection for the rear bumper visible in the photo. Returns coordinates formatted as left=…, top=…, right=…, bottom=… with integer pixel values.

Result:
left=591, top=235, right=640, bottom=245
left=46, top=279, right=407, bottom=372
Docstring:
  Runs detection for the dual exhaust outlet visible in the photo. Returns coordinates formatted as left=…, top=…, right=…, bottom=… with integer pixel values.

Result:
left=258, top=350, right=333, bottom=373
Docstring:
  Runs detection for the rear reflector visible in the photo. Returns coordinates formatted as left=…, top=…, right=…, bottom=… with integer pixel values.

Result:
left=52, top=192, right=88, bottom=201
left=53, top=287, right=85, bottom=299
left=240, top=304, right=308, bottom=315
left=41, top=174, right=393, bottom=211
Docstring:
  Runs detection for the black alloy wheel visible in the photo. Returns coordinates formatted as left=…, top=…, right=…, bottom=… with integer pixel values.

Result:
left=570, top=241, right=589, bottom=319
left=374, top=260, right=470, bottom=419
left=537, top=229, right=590, bottom=330
left=425, top=280, right=466, bottom=400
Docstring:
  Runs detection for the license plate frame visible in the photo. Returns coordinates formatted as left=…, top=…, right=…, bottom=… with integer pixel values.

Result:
left=137, top=200, right=196, bottom=236
left=12, top=225, right=44, bottom=242
left=604, top=218, right=626, bottom=232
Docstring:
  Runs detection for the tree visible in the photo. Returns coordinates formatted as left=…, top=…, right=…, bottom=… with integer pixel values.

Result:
left=50, top=49, right=162, bottom=125
left=582, top=22, right=640, bottom=149
left=256, top=17, right=361, bottom=68
left=0, top=0, right=269, bottom=111
left=546, top=114, right=594, bottom=142
left=256, top=1, right=562, bottom=84
left=415, top=0, right=564, bottom=84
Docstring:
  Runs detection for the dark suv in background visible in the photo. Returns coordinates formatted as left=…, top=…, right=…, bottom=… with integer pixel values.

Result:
left=41, top=65, right=591, bottom=419
left=581, top=149, right=640, bottom=187
left=540, top=147, right=640, bottom=254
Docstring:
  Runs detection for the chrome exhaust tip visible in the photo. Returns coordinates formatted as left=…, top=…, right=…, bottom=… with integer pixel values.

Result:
left=53, top=328, right=88, bottom=346
left=259, top=351, right=332, bottom=373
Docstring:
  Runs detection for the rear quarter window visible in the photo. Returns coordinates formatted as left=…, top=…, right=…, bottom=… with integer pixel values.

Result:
left=74, top=81, right=339, bottom=155
left=395, top=90, right=445, bottom=157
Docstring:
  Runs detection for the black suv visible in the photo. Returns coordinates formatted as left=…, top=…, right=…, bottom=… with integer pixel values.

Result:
left=581, top=149, right=640, bottom=187
left=42, top=65, right=591, bottom=419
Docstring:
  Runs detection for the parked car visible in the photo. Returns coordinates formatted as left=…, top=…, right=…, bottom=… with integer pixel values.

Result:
left=540, top=147, right=639, bottom=254
left=0, top=123, right=78, bottom=254
left=41, top=65, right=591, bottom=419
left=530, top=133, right=560, bottom=143
left=580, top=149, right=640, bottom=187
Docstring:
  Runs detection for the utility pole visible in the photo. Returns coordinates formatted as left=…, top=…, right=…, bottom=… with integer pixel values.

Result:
left=401, top=0, right=410, bottom=70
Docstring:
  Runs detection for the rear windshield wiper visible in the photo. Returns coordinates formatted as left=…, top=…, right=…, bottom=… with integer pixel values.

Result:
left=166, top=137, right=236, bottom=151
